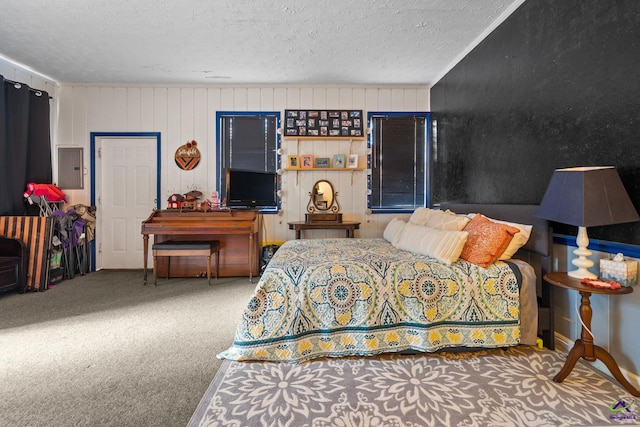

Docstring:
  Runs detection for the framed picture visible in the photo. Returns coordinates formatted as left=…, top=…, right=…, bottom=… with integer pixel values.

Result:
left=284, top=109, right=364, bottom=138
left=301, top=154, right=314, bottom=169
left=332, top=154, right=345, bottom=168
left=288, top=155, right=300, bottom=169
left=314, top=157, right=330, bottom=168
left=347, top=154, right=359, bottom=169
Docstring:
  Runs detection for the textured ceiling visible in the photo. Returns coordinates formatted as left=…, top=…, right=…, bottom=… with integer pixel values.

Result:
left=0, top=0, right=522, bottom=86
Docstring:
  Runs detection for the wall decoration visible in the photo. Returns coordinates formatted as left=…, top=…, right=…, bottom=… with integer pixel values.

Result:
left=285, top=110, right=363, bottom=137
left=288, top=155, right=300, bottom=169
left=174, top=140, right=201, bottom=170
left=347, top=154, right=359, bottom=169
left=332, top=154, right=345, bottom=168
left=301, top=154, right=314, bottom=169
left=314, top=157, right=330, bottom=168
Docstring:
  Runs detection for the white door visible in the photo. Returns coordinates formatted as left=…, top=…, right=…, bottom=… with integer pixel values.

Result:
left=97, top=137, right=157, bottom=269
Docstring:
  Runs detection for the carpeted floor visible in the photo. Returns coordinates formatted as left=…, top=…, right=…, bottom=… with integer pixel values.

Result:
left=190, top=346, right=639, bottom=427
left=3, top=270, right=638, bottom=427
left=0, top=270, right=256, bottom=427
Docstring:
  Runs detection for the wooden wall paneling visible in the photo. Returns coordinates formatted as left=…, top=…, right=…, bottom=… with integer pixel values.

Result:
left=312, top=87, right=326, bottom=108
left=247, top=87, right=261, bottom=109
left=377, top=88, right=392, bottom=110
left=206, top=87, right=221, bottom=198
left=339, top=87, right=353, bottom=108
left=70, top=86, right=87, bottom=145
left=193, top=87, right=209, bottom=196
left=233, top=87, right=248, bottom=110
left=140, top=87, right=155, bottom=131
left=152, top=87, right=169, bottom=200
left=126, top=87, right=141, bottom=131
left=113, top=88, right=128, bottom=131
left=166, top=88, right=181, bottom=195
left=391, top=88, right=405, bottom=110
left=56, top=87, right=73, bottom=148
left=179, top=87, right=196, bottom=190
left=97, top=87, right=113, bottom=130
left=285, top=87, right=300, bottom=108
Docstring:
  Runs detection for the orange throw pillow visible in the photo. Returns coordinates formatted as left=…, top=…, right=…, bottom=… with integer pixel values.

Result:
left=460, top=214, right=520, bottom=268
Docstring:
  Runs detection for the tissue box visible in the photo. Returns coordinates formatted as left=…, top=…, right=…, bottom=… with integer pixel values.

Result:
left=600, top=258, right=638, bottom=287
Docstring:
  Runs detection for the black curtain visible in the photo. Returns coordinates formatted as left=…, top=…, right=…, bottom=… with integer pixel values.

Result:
left=0, top=75, right=52, bottom=215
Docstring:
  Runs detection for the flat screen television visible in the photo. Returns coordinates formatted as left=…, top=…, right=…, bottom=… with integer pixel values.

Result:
left=225, top=169, right=278, bottom=209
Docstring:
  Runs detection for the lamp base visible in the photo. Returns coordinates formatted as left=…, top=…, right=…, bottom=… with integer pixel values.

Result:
left=567, top=268, right=597, bottom=280
left=568, top=226, right=597, bottom=280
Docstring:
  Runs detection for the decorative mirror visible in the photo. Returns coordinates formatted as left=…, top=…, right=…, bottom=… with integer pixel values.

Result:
left=306, top=180, right=341, bottom=223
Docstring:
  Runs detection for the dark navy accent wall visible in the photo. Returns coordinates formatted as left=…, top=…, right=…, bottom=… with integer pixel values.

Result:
left=431, top=0, right=640, bottom=245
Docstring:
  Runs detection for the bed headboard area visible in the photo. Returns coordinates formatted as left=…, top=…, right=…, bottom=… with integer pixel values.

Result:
left=439, top=203, right=554, bottom=349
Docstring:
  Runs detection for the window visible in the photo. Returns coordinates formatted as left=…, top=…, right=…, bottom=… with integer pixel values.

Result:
left=217, top=112, right=280, bottom=212
left=367, top=112, right=430, bottom=213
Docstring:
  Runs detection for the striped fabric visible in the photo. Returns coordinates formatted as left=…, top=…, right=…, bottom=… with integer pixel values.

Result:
left=0, top=216, right=53, bottom=291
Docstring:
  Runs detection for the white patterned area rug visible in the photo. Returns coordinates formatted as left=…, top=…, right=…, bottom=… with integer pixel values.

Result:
left=188, top=346, right=639, bottom=427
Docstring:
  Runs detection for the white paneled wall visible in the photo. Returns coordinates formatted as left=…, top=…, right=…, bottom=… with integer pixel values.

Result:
left=56, top=84, right=428, bottom=245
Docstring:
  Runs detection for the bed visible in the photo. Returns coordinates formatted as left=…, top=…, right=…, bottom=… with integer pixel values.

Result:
left=218, top=204, right=552, bottom=363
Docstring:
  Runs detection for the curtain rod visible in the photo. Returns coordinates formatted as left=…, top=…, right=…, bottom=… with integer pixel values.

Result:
left=4, top=77, right=53, bottom=99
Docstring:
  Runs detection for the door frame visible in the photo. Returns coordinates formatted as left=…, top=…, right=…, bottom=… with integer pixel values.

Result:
left=90, top=132, right=161, bottom=270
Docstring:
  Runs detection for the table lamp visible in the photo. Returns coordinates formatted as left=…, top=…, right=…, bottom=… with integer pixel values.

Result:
left=537, top=166, right=640, bottom=279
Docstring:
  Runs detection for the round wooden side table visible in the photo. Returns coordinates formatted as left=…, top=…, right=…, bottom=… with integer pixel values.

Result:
left=544, top=272, right=639, bottom=397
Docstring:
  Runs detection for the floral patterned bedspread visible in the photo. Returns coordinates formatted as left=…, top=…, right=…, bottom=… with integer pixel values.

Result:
left=218, top=238, right=521, bottom=363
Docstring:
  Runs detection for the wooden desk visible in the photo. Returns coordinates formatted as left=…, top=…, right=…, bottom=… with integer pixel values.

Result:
left=544, top=272, right=639, bottom=397
left=142, top=209, right=260, bottom=283
left=288, top=221, right=360, bottom=239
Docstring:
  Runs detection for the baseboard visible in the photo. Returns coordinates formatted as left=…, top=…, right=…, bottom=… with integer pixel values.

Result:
left=554, top=332, right=640, bottom=390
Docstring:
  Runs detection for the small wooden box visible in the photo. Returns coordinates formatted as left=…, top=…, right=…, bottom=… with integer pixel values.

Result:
left=305, top=213, right=343, bottom=224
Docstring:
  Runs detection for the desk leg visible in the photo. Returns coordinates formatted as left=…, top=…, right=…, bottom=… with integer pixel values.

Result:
left=143, top=235, right=149, bottom=285
left=295, top=230, right=301, bottom=239
left=249, top=233, right=253, bottom=283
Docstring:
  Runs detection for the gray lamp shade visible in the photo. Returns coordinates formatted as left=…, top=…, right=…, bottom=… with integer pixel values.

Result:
left=536, top=166, right=640, bottom=227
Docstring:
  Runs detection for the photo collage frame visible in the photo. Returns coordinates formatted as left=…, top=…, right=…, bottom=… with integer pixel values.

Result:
left=284, top=109, right=364, bottom=137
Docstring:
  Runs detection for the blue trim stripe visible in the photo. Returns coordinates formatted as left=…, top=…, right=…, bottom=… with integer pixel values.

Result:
left=553, top=234, right=640, bottom=259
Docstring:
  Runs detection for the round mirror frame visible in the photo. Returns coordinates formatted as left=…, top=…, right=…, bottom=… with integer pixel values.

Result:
left=307, top=180, right=340, bottom=213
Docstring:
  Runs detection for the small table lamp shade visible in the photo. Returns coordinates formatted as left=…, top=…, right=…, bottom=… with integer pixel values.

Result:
left=537, top=166, right=639, bottom=278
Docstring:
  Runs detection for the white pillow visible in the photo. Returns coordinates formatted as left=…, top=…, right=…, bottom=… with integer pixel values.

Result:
left=409, top=207, right=431, bottom=225
left=492, top=219, right=532, bottom=260
left=425, top=209, right=470, bottom=231
left=409, top=207, right=470, bottom=231
left=383, top=217, right=406, bottom=245
left=394, top=222, right=468, bottom=265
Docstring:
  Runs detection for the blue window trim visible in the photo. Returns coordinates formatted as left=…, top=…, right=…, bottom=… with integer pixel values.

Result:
left=553, top=234, right=640, bottom=259
left=216, top=111, right=281, bottom=214
left=367, top=112, right=431, bottom=214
